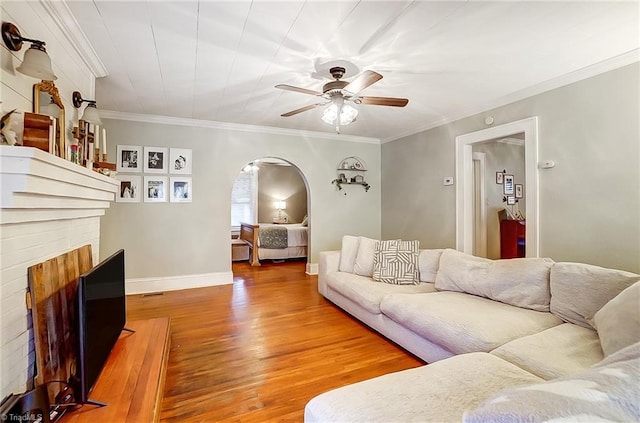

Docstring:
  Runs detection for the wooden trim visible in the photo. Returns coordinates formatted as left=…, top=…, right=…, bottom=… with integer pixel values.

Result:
left=239, top=222, right=260, bottom=266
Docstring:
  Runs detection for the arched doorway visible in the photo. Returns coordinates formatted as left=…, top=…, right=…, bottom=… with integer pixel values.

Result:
left=231, top=157, right=311, bottom=267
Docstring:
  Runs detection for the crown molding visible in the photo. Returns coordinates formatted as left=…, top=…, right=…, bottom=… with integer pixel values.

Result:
left=99, top=110, right=381, bottom=144
left=40, top=0, right=108, bottom=78
left=383, top=49, right=640, bottom=144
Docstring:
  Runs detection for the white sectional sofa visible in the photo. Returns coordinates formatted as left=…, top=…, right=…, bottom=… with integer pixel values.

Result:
left=306, top=236, right=640, bottom=422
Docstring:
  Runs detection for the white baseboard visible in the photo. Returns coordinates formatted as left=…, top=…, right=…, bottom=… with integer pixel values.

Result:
left=126, top=271, right=233, bottom=295
left=306, top=262, right=319, bottom=275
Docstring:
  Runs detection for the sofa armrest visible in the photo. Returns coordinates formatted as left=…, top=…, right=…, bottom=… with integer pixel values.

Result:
left=318, top=250, right=340, bottom=297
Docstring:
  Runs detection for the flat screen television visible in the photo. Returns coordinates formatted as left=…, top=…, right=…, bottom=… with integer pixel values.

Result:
left=73, top=249, right=126, bottom=406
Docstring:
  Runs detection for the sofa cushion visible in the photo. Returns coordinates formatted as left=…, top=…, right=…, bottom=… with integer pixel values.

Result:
left=418, top=249, right=443, bottom=283
left=305, top=352, right=543, bottom=423
left=338, top=235, right=360, bottom=273
left=593, top=281, right=640, bottom=357
left=380, top=291, right=562, bottom=354
left=353, top=236, right=378, bottom=277
left=326, top=272, right=436, bottom=314
left=491, top=323, right=603, bottom=380
left=435, top=249, right=554, bottom=311
left=372, top=239, right=420, bottom=285
left=464, top=341, right=640, bottom=423
left=550, top=262, right=639, bottom=329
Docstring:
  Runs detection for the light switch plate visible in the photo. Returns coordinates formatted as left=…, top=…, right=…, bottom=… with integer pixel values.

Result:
left=443, top=177, right=454, bottom=186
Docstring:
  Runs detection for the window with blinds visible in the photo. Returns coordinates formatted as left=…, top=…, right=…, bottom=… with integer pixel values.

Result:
left=231, top=171, right=257, bottom=228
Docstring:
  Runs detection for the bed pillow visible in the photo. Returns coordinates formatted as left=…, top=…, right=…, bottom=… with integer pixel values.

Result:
left=301, top=215, right=308, bottom=227
left=592, top=282, right=640, bottom=357
left=435, top=249, right=554, bottom=311
left=339, top=235, right=360, bottom=273
left=372, top=240, right=420, bottom=285
left=353, top=237, right=379, bottom=277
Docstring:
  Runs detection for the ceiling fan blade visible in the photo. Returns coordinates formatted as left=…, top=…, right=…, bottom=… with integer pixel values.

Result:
left=281, top=103, right=322, bottom=117
left=343, top=70, right=383, bottom=95
left=275, top=84, right=322, bottom=96
left=358, top=96, right=409, bottom=107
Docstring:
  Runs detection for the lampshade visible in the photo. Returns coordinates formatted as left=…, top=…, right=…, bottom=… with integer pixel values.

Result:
left=16, top=43, right=57, bottom=80
left=45, top=97, right=59, bottom=118
left=81, top=103, right=102, bottom=125
left=321, top=101, right=358, bottom=126
left=275, top=201, right=286, bottom=210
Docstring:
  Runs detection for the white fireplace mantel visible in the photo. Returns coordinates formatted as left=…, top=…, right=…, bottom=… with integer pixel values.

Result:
left=0, top=145, right=119, bottom=224
left=1, top=145, right=120, bottom=397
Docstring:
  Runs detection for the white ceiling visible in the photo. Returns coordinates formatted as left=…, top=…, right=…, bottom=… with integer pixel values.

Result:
left=67, top=1, right=639, bottom=141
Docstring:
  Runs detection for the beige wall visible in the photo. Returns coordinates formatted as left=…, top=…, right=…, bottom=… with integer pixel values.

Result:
left=382, top=62, right=640, bottom=273
left=100, top=120, right=381, bottom=279
left=257, top=163, right=307, bottom=223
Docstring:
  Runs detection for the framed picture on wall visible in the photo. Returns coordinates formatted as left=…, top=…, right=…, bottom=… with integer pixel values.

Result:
left=515, top=184, right=524, bottom=198
left=143, top=147, right=168, bottom=173
left=169, top=148, right=192, bottom=174
left=170, top=177, right=192, bottom=202
left=503, top=174, right=514, bottom=195
left=144, top=176, right=167, bottom=202
left=116, top=175, right=141, bottom=203
left=496, top=171, right=504, bottom=184
left=507, top=196, right=516, bottom=205
left=116, top=145, right=142, bottom=172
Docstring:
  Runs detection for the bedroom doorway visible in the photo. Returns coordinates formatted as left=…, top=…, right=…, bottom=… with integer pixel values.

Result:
left=455, top=117, right=539, bottom=258
left=231, top=158, right=310, bottom=267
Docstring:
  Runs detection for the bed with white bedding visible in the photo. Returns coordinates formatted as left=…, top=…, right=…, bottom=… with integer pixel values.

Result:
left=239, top=222, right=308, bottom=266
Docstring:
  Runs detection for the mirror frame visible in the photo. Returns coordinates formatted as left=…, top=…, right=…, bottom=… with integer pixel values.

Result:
left=33, top=80, right=65, bottom=159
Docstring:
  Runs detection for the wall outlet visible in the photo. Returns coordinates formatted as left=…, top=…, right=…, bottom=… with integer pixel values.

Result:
left=443, top=177, right=454, bottom=186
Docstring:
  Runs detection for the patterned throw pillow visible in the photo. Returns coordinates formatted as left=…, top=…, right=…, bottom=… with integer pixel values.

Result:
left=372, top=240, right=420, bottom=285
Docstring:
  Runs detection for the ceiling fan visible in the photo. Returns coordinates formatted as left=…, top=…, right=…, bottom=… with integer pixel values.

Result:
left=276, top=66, right=408, bottom=133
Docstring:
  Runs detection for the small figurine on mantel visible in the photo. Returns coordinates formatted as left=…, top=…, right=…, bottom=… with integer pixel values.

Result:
left=1, top=109, right=23, bottom=146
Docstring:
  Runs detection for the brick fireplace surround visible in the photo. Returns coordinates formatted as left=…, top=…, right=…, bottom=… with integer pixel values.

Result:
left=0, top=145, right=119, bottom=397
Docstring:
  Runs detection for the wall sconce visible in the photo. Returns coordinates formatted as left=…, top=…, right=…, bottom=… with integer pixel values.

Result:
left=2, top=22, right=57, bottom=80
left=72, top=91, right=102, bottom=125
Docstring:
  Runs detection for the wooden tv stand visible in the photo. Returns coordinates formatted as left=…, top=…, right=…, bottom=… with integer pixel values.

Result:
left=60, top=317, right=171, bottom=423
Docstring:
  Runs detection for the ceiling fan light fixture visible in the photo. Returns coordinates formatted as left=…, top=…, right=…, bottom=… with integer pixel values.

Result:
left=321, top=101, right=358, bottom=126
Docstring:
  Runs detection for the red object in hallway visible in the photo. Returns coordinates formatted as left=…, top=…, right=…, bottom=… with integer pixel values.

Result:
left=500, top=219, right=526, bottom=259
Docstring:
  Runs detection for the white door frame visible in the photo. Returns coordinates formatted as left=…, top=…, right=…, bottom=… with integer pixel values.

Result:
left=455, top=117, right=539, bottom=257
left=472, top=152, right=487, bottom=257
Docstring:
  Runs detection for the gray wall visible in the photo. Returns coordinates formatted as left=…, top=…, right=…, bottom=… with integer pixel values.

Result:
left=257, top=164, right=307, bottom=223
left=100, top=122, right=381, bottom=278
left=382, top=63, right=640, bottom=273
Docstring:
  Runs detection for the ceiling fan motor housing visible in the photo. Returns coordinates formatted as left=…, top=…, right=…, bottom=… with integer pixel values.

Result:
left=323, top=67, right=349, bottom=93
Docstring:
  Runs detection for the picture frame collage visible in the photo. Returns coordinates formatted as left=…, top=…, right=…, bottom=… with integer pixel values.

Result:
left=496, top=169, right=523, bottom=206
left=116, top=145, right=193, bottom=203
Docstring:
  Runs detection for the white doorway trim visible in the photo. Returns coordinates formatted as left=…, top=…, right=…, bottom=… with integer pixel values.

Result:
left=472, top=152, right=487, bottom=257
left=455, top=117, right=539, bottom=257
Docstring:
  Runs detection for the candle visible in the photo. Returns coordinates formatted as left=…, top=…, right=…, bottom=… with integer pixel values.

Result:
left=102, top=128, right=107, bottom=152
left=95, top=125, right=100, bottom=149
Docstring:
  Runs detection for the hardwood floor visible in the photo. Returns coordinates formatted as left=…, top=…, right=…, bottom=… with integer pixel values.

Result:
left=126, top=260, right=423, bottom=422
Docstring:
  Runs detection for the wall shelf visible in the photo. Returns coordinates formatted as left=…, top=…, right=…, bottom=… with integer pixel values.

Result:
left=332, top=156, right=370, bottom=193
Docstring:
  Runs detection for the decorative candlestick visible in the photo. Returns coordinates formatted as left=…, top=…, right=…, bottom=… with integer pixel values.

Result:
left=102, top=153, right=108, bottom=162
